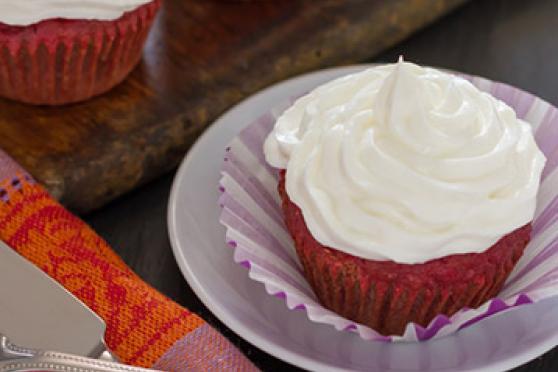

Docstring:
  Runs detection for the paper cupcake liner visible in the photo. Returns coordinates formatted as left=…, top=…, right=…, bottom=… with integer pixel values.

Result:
left=219, top=72, right=558, bottom=342
left=0, top=0, right=160, bottom=105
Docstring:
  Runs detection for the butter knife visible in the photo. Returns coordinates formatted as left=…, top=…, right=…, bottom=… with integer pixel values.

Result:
left=0, top=240, right=161, bottom=371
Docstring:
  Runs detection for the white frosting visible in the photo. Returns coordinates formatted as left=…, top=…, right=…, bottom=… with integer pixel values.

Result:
left=264, top=59, right=546, bottom=264
left=0, top=0, right=153, bottom=26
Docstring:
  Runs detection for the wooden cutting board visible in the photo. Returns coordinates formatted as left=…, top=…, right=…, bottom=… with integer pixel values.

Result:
left=0, top=0, right=467, bottom=212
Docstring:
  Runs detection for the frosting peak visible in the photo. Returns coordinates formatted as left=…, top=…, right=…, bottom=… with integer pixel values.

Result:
left=0, top=0, right=153, bottom=26
left=264, top=60, right=546, bottom=264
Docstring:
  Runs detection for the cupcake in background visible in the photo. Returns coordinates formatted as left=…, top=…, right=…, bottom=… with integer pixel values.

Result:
left=0, top=0, right=161, bottom=105
left=264, top=58, right=546, bottom=336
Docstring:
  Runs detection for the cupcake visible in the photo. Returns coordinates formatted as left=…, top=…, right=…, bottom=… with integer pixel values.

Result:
left=0, top=0, right=161, bottom=105
left=263, top=58, right=546, bottom=336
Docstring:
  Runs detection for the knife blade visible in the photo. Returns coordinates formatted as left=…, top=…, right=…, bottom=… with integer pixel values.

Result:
left=0, top=239, right=107, bottom=358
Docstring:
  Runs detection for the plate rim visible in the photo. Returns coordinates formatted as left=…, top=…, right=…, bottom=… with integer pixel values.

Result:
left=168, top=64, right=558, bottom=371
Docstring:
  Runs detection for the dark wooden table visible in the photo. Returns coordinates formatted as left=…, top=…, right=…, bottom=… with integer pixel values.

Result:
left=84, top=0, right=558, bottom=370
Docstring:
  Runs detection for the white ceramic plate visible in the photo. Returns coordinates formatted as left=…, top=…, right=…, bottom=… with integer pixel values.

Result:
left=168, top=65, right=558, bottom=371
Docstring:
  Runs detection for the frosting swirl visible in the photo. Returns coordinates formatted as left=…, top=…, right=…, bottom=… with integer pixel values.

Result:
left=0, top=0, right=153, bottom=26
left=264, top=59, right=546, bottom=264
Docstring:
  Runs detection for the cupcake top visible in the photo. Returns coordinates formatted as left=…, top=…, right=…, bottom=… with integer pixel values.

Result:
left=264, top=58, right=546, bottom=264
left=0, top=0, right=153, bottom=26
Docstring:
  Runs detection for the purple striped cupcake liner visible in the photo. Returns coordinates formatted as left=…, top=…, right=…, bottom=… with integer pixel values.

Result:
left=219, top=71, right=558, bottom=342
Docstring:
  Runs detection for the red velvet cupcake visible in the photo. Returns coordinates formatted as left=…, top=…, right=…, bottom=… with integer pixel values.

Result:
left=0, top=0, right=160, bottom=105
left=279, top=171, right=530, bottom=336
left=263, top=59, right=546, bottom=336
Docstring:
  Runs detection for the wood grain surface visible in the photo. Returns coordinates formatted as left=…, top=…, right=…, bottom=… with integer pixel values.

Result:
left=0, top=0, right=466, bottom=212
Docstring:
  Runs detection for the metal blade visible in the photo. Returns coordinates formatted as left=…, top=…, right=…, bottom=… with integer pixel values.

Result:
left=0, top=240, right=107, bottom=357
